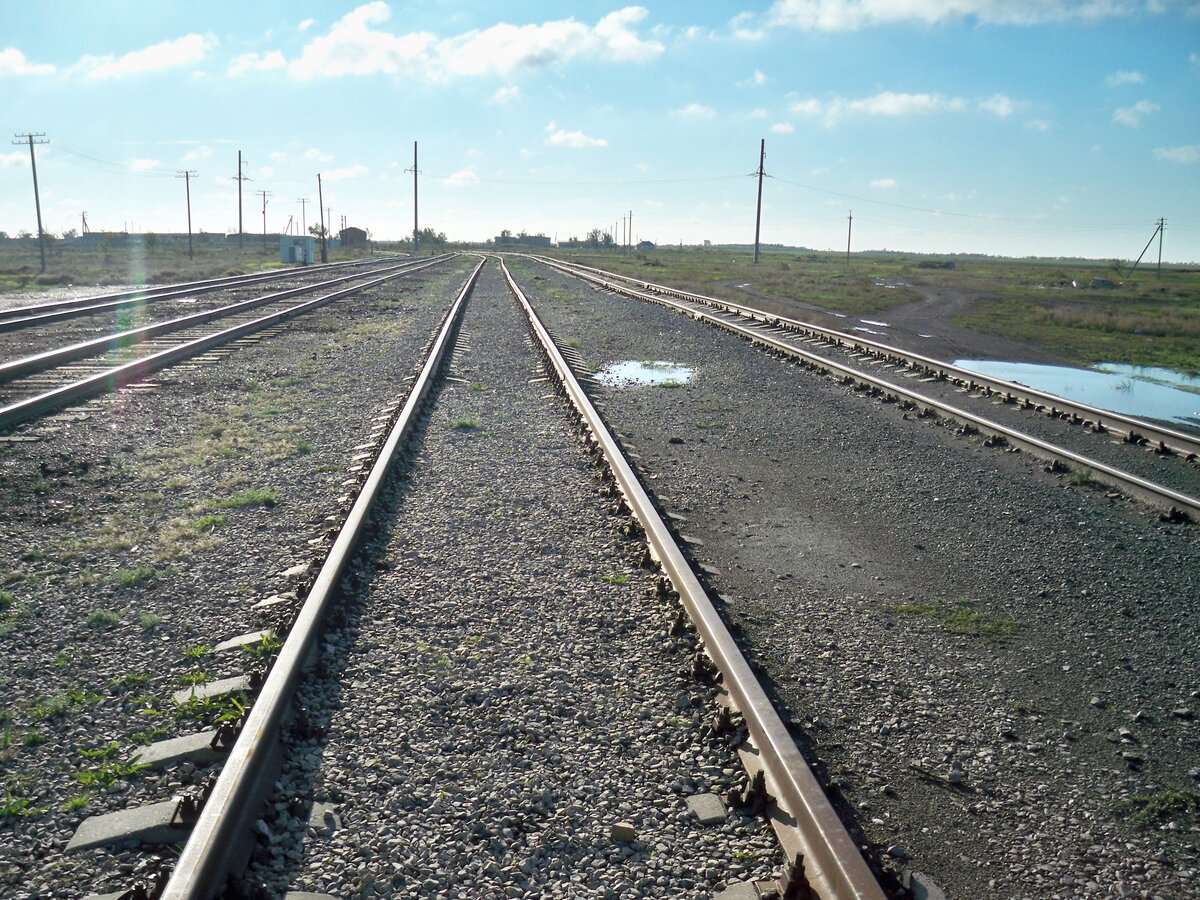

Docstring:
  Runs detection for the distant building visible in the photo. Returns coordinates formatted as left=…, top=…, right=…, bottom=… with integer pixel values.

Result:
left=280, top=235, right=315, bottom=265
left=495, top=233, right=552, bottom=248
left=340, top=226, right=368, bottom=247
left=637, top=240, right=656, bottom=251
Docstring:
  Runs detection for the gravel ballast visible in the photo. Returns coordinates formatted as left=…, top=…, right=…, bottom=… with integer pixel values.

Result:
left=247, top=263, right=784, bottom=898
left=515, top=256, right=1200, bottom=899
left=0, top=259, right=472, bottom=898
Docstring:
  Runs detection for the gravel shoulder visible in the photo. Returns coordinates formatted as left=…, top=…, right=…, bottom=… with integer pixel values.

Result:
left=247, top=262, right=784, bottom=899
left=0, top=259, right=472, bottom=898
left=515, top=256, right=1200, bottom=899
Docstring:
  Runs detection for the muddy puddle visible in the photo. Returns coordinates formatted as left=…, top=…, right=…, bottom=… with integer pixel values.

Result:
left=595, top=360, right=694, bottom=388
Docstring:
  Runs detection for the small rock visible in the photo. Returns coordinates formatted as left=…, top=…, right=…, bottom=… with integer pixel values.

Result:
left=1171, top=707, right=1194, bottom=720
left=1090, top=696, right=1106, bottom=709
left=610, top=821, right=637, bottom=843
left=886, top=844, right=908, bottom=860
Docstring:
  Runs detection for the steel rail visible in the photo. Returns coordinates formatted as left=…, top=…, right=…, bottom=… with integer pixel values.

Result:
left=531, top=255, right=1200, bottom=461
left=0, top=256, right=448, bottom=384
left=527, top=256, right=1200, bottom=519
left=160, top=257, right=485, bottom=900
left=0, top=255, right=400, bottom=329
left=501, top=257, right=888, bottom=900
left=0, top=257, right=452, bottom=431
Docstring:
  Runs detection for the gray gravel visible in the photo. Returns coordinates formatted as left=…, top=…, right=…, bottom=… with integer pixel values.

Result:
left=247, top=262, right=782, bottom=898
left=0, top=259, right=472, bottom=898
left=515, top=256, right=1200, bottom=899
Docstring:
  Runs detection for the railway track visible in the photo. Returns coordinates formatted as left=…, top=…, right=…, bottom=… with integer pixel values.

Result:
left=528, top=255, right=1200, bottom=463
left=0, top=256, right=401, bottom=332
left=0, top=256, right=454, bottom=431
left=20, top=257, right=889, bottom=899
left=522, top=255, right=1200, bottom=521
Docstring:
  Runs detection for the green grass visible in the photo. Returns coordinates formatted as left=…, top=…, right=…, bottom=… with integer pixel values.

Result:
left=1131, top=788, right=1200, bottom=825
left=85, top=608, right=121, bottom=629
left=137, top=612, right=165, bottom=631
left=240, top=631, right=282, bottom=660
left=73, top=758, right=149, bottom=788
left=893, top=597, right=1021, bottom=642
left=111, top=566, right=156, bottom=588
left=0, top=788, right=43, bottom=819
left=110, top=672, right=152, bottom=693
left=31, top=689, right=101, bottom=722
left=180, top=643, right=210, bottom=660
left=599, top=573, right=629, bottom=585
left=448, top=417, right=480, bottom=431
left=190, top=512, right=227, bottom=531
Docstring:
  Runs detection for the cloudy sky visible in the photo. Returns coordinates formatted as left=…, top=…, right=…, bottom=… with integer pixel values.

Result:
left=2, top=1, right=1198, bottom=260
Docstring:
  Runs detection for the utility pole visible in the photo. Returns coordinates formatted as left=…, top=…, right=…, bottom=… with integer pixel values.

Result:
left=232, top=151, right=250, bottom=250
left=256, top=190, right=271, bottom=252
left=1128, top=218, right=1165, bottom=278
left=404, top=141, right=420, bottom=253
left=317, top=173, right=328, bottom=263
left=81, top=212, right=90, bottom=235
left=628, top=209, right=633, bottom=254
left=846, top=210, right=853, bottom=267
left=1157, top=217, right=1164, bottom=279
left=753, top=138, right=766, bottom=265
left=176, top=169, right=197, bottom=259
left=297, top=198, right=309, bottom=235
left=13, top=132, right=49, bottom=273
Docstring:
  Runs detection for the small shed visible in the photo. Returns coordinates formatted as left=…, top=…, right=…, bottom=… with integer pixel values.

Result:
left=280, top=236, right=315, bottom=265
left=340, top=226, right=367, bottom=247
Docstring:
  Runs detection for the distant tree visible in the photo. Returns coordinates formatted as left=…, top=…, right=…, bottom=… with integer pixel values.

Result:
left=61, top=228, right=77, bottom=239
left=308, top=224, right=329, bottom=239
left=0, top=230, right=8, bottom=240
left=17, top=229, right=31, bottom=239
left=601, top=231, right=614, bottom=247
left=499, top=228, right=513, bottom=242
left=145, top=232, right=158, bottom=251
left=585, top=228, right=604, bottom=247
left=416, top=226, right=446, bottom=247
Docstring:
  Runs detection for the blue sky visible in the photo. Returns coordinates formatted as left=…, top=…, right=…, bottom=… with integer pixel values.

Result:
left=2, top=1, right=1198, bottom=260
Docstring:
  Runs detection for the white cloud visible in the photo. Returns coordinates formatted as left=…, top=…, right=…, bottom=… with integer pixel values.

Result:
left=870, top=177, right=897, bottom=189
left=74, top=34, right=217, bottom=80
left=299, top=18, right=316, bottom=32
left=183, top=145, right=213, bottom=162
left=0, top=150, right=28, bottom=168
left=1106, top=69, right=1145, bottom=86
left=790, top=98, right=823, bottom=116
left=323, top=164, right=369, bottom=181
left=753, top=68, right=768, bottom=85
left=130, top=158, right=162, bottom=172
left=1153, top=144, right=1200, bottom=164
left=747, top=107, right=769, bottom=119
left=1026, top=118, right=1053, bottom=131
left=0, top=47, right=55, bottom=77
left=304, top=148, right=334, bottom=162
left=770, top=122, right=795, bottom=133
left=1113, top=99, right=1158, bottom=126
left=286, top=3, right=662, bottom=81
left=851, top=91, right=965, bottom=115
left=228, top=50, right=286, bottom=76
left=269, top=151, right=289, bottom=161
left=729, top=11, right=765, bottom=40
left=492, top=85, right=520, bottom=104
left=674, top=102, right=716, bottom=118
left=258, top=166, right=274, bottom=177
left=767, top=0, right=1169, bottom=30
left=545, top=121, right=607, bottom=148
left=443, top=167, right=480, bottom=187
left=978, top=93, right=1014, bottom=116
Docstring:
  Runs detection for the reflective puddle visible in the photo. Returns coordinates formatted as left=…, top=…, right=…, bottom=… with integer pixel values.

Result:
left=860, top=318, right=891, bottom=327
left=596, top=360, right=694, bottom=387
left=954, top=359, right=1200, bottom=427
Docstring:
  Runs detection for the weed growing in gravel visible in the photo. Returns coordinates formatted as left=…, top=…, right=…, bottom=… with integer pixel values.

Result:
left=240, top=632, right=282, bottom=660
left=600, top=573, right=629, bottom=585
left=73, top=758, right=149, bottom=789
left=62, top=793, right=91, bottom=813
left=1131, top=789, right=1200, bottom=825
left=137, top=613, right=165, bottom=631
left=190, top=513, right=227, bottom=532
left=658, top=381, right=683, bottom=389
left=0, top=591, right=12, bottom=612
left=0, top=785, right=43, bottom=819
left=0, top=599, right=32, bottom=637
left=110, top=672, right=152, bottom=693
left=893, top=597, right=1021, bottom=642
left=78, top=741, right=120, bottom=761
left=53, top=647, right=78, bottom=668
left=128, top=725, right=171, bottom=745
left=180, top=644, right=210, bottom=660
left=31, top=689, right=100, bottom=722
left=173, top=693, right=247, bottom=728
left=1070, top=466, right=1094, bottom=486
left=31, top=479, right=53, bottom=496
left=85, top=608, right=121, bottom=629
left=448, top=417, right=480, bottom=431
left=469, top=383, right=486, bottom=391
left=111, top=566, right=156, bottom=588
left=178, top=672, right=212, bottom=687
left=22, top=729, right=44, bottom=747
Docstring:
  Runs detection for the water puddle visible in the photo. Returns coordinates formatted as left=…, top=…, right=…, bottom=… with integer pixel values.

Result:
left=873, top=279, right=910, bottom=289
left=918, top=333, right=935, bottom=338
left=830, top=312, right=848, bottom=318
left=860, top=319, right=891, bottom=327
left=852, top=326, right=883, bottom=335
left=954, top=359, right=1200, bottom=427
left=595, top=360, right=694, bottom=388
left=736, top=283, right=752, bottom=288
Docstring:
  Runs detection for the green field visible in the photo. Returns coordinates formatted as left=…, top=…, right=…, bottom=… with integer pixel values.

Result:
left=550, top=247, right=1200, bottom=374
left=0, top=237, right=382, bottom=294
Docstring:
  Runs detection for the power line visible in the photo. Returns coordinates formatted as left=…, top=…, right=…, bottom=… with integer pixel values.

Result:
left=176, top=170, right=197, bottom=259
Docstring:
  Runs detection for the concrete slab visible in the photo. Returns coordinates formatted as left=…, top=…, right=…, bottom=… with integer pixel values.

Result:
left=67, top=799, right=190, bottom=852
left=713, top=884, right=759, bottom=900
left=904, top=870, right=949, bottom=900
left=252, top=594, right=292, bottom=610
left=307, top=801, right=341, bottom=836
left=172, top=674, right=252, bottom=706
left=213, top=630, right=271, bottom=654
left=136, top=730, right=225, bottom=769
left=686, top=792, right=728, bottom=826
